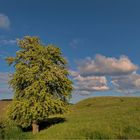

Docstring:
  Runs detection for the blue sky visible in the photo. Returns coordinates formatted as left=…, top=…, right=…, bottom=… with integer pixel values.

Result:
left=0, top=0, right=140, bottom=103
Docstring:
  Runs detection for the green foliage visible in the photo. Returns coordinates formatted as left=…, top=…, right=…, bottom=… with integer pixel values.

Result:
left=6, top=36, right=72, bottom=128
left=5, top=57, right=15, bottom=65
left=0, top=119, right=5, bottom=139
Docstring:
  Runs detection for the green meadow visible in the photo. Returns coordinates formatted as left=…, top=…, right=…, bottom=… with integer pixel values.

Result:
left=0, top=97, right=140, bottom=139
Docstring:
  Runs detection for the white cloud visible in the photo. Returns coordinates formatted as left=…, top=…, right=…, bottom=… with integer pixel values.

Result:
left=111, top=73, right=140, bottom=93
left=0, top=39, right=16, bottom=46
left=70, top=70, right=79, bottom=77
left=70, top=70, right=109, bottom=95
left=78, top=54, right=138, bottom=76
left=0, top=14, right=10, bottom=29
left=71, top=54, right=140, bottom=95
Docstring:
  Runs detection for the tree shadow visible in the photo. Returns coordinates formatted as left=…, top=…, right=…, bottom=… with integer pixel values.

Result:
left=22, top=117, right=66, bottom=132
left=39, top=117, right=66, bottom=131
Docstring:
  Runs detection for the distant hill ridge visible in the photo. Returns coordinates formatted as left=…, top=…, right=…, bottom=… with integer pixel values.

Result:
left=0, top=99, right=12, bottom=101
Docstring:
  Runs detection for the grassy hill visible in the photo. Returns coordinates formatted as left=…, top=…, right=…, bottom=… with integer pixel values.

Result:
left=0, top=97, right=140, bottom=139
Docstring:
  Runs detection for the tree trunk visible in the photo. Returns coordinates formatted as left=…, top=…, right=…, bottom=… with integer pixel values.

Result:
left=32, top=121, right=39, bottom=134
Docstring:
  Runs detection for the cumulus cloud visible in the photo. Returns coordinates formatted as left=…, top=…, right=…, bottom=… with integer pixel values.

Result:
left=0, top=14, right=10, bottom=29
left=71, top=54, right=140, bottom=95
left=78, top=54, right=138, bottom=76
left=111, top=73, right=140, bottom=93
left=70, top=70, right=109, bottom=95
left=70, top=70, right=79, bottom=77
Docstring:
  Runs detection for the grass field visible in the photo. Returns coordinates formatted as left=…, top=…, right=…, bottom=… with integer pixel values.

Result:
left=0, top=97, right=140, bottom=139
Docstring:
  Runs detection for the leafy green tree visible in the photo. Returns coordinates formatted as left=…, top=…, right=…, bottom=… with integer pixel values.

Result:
left=6, top=36, right=72, bottom=134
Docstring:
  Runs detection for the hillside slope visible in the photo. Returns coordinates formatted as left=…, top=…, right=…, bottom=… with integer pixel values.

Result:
left=0, top=97, right=140, bottom=139
left=35, top=97, right=140, bottom=139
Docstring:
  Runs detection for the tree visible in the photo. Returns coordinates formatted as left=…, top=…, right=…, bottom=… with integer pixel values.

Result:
left=6, top=36, right=73, bottom=134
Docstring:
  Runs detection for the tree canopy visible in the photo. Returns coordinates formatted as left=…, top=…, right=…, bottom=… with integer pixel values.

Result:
left=6, top=36, right=72, bottom=131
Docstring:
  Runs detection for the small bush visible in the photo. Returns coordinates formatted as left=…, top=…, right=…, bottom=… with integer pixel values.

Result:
left=0, top=119, right=5, bottom=139
left=0, top=119, right=28, bottom=140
